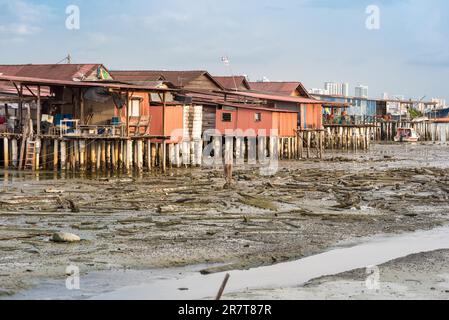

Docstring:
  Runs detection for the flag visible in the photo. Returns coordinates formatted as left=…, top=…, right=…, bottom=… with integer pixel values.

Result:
left=221, top=56, right=230, bottom=66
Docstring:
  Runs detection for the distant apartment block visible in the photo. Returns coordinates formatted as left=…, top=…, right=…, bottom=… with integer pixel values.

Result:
left=355, top=85, right=369, bottom=98
left=310, top=82, right=349, bottom=96
left=431, top=98, right=447, bottom=109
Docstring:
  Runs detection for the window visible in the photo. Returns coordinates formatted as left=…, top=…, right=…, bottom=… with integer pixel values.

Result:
left=255, top=113, right=262, bottom=122
left=222, top=113, right=232, bottom=122
left=130, top=99, right=140, bottom=117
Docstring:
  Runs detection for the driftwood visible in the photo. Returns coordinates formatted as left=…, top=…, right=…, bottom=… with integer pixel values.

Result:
left=215, top=273, right=230, bottom=300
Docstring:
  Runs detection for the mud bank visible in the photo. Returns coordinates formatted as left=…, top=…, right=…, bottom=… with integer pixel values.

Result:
left=226, top=249, right=449, bottom=300
left=1, top=143, right=449, bottom=297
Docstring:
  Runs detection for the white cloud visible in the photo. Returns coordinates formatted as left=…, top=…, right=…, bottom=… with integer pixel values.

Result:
left=0, top=0, right=51, bottom=37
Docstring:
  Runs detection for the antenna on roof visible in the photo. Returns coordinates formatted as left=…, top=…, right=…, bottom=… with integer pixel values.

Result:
left=221, top=55, right=238, bottom=91
left=56, top=54, right=72, bottom=64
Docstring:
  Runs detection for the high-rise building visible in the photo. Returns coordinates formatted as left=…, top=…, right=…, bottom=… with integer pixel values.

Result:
left=355, top=85, right=369, bottom=98
left=324, top=82, right=348, bottom=96
left=342, top=83, right=349, bottom=97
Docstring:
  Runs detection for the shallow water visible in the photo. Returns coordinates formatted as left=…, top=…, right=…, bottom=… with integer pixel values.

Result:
left=9, top=225, right=449, bottom=300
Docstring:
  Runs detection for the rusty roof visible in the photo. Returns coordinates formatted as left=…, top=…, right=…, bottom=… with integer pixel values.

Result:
left=221, top=90, right=322, bottom=105
left=187, top=91, right=296, bottom=113
left=0, top=74, right=173, bottom=92
left=111, top=70, right=224, bottom=89
left=213, top=76, right=251, bottom=91
left=0, top=64, right=106, bottom=82
left=249, top=81, right=311, bottom=98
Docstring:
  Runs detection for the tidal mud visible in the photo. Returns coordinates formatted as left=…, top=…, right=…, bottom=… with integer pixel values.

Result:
left=1, top=143, right=449, bottom=297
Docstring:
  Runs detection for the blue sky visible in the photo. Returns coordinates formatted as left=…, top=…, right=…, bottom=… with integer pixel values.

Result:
left=0, top=0, right=448, bottom=100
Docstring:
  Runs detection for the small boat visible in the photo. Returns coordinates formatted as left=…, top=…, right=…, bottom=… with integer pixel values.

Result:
left=394, top=128, right=420, bottom=142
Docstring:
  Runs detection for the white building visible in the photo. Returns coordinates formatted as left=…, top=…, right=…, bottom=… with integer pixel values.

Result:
left=355, top=85, right=369, bottom=98
left=342, top=83, right=349, bottom=97
left=323, top=82, right=349, bottom=96
left=309, top=88, right=327, bottom=95
left=431, top=98, right=447, bottom=109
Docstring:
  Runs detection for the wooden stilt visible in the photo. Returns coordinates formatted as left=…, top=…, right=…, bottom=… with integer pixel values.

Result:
left=41, top=139, right=48, bottom=170
left=213, top=136, right=221, bottom=166
left=168, top=143, right=175, bottom=168
left=101, top=141, right=106, bottom=169
left=126, top=140, right=132, bottom=171
left=12, top=138, right=18, bottom=168
left=3, top=137, right=9, bottom=169
left=60, top=140, right=67, bottom=171
left=96, top=142, right=101, bottom=171
left=162, top=141, right=167, bottom=172
left=146, top=139, right=151, bottom=171
left=79, top=140, right=86, bottom=171
left=137, top=139, right=143, bottom=171
left=151, top=143, right=157, bottom=168
left=53, top=139, right=59, bottom=171
left=175, top=143, right=181, bottom=168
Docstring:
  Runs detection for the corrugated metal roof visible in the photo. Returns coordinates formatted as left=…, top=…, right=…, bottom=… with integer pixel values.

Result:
left=213, top=76, right=250, bottom=90
left=0, top=64, right=104, bottom=81
left=0, top=74, right=172, bottom=92
left=111, top=70, right=224, bottom=89
left=249, top=81, right=311, bottom=98
left=222, top=91, right=322, bottom=105
left=187, top=92, right=296, bottom=113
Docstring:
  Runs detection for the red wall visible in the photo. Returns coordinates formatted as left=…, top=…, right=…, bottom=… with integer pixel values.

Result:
left=216, top=108, right=296, bottom=137
left=272, top=112, right=298, bottom=137
left=118, top=92, right=183, bottom=142
left=300, top=104, right=323, bottom=129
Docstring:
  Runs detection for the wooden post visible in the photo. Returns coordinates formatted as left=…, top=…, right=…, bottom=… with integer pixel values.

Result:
left=80, top=89, right=85, bottom=125
left=162, top=141, right=167, bottom=172
left=79, top=140, right=85, bottom=171
left=67, top=140, right=73, bottom=171
left=151, top=143, right=157, bottom=168
left=146, top=139, right=152, bottom=171
left=53, top=139, right=59, bottom=170
left=106, top=141, right=112, bottom=169
left=74, top=140, right=80, bottom=170
left=181, top=141, right=189, bottom=167
left=126, top=139, right=132, bottom=171
left=307, top=132, right=311, bottom=159
left=3, top=137, right=9, bottom=169
left=126, top=91, right=130, bottom=138
left=247, top=136, right=256, bottom=165
left=213, top=136, right=221, bottom=166
left=41, top=139, right=48, bottom=170
left=319, top=131, right=324, bottom=159
left=195, top=139, right=203, bottom=167
left=269, top=136, right=278, bottom=162
left=168, top=143, right=175, bottom=168
left=118, top=140, right=124, bottom=169
left=36, top=86, right=41, bottom=136
left=224, top=136, right=233, bottom=166
left=96, top=142, right=101, bottom=171
left=111, top=141, right=117, bottom=170
left=174, top=143, right=181, bottom=168
left=12, top=138, right=18, bottom=168
left=137, top=139, right=143, bottom=171
left=60, top=140, right=67, bottom=171
left=101, top=141, right=106, bottom=169
left=235, top=137, right=243, bottom=165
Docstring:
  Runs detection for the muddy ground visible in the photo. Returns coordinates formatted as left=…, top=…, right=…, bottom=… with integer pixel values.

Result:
left=225, top=249, right=449, bottom=300
left=1, top=143, right=449, bottom=297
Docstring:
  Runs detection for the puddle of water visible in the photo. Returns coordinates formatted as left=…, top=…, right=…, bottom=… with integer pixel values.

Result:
left=13, top=225, right=449, bottom=300
left=90, top=225, right=449, bottom=300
